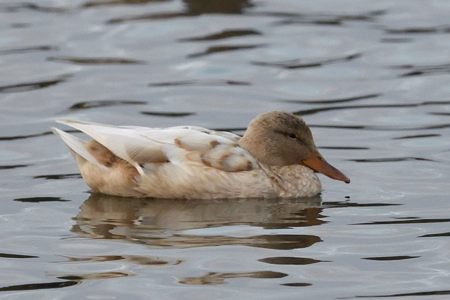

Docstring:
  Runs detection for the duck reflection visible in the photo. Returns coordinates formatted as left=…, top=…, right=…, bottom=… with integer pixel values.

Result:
left=72, top=194, right=324, bottom=249
left=106, top=0, right=254, bottom=24
left=84, top=0, right=253, bottom=14
left=183, top=0, right=253, bottom=15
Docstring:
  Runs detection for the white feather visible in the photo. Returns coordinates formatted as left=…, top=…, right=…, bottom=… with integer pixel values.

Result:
left=56, top=120, right=238, bottom=163
left=51, top=127, right=106, bottom=170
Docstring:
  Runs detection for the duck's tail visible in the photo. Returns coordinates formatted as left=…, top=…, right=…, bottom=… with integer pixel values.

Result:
left=51, top=127, right=107, bottom=170
left=54, top=119, right=145, bottom=175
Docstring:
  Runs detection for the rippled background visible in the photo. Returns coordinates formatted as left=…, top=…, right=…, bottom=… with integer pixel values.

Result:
left=1, top=0, right=450, bottom=298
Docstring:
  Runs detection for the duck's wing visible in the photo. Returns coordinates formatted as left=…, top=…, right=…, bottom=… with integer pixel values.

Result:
left=56, top=120, right=168, bottom=174
left=55, top=120, right=258, bottom=174
left=168, top=125, right=242, bottom=143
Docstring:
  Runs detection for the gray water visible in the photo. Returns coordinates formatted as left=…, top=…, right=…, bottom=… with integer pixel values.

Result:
left=1, top=0, right=450, bottom=299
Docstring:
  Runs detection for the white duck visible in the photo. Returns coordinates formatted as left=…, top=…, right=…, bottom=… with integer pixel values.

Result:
left=52, top=111, right=349, bottom=199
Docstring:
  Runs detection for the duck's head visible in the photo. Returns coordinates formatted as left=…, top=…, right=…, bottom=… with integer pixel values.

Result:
left=239, top=111, right=350, bottom=183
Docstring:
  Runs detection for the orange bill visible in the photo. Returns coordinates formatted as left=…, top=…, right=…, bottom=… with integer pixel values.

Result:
left=301, top=152, right=350, bottom=183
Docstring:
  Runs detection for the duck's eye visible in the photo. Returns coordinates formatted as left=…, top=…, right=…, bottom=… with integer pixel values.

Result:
left=288, top=133, right=297, bottom=139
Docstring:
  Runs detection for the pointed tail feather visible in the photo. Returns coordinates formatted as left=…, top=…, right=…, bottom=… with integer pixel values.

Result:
left=51, top=127, right=107, bottom=170
left=55, top=119, right=146, bottom=175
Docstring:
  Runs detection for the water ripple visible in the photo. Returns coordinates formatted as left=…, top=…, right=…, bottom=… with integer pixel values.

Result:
left=281, top=282, right=312, bottom=287
left=0, top=164, right=30, bottom=170
left=386, top=26, right=450, bottom=34
left=179, top=271, right=287, bottom=285
left=258, top=256, right=323, bottom=265
left=419, top=232, right=450, bottom=238
left=141, top=111, right=194, bottom=117
left=294, top=101, right=450, bottom=117
left=351, top=289, right=450, bottom=298
left=353, top=218, right=450, bottom=225
left=362, top=256, right=419, bottom=261
left=48, top=56, right=146, bottom=65
left=252, top=9, right=385, bottom=26
left=0, top=2, right=69, bottom=13
left=64, top=255, right=182, bottom=266
left=0, top=281, right=78, bottom=292
left=252, top=53, right=361, bottom=69
left=179, top=29, right=261, bottom=41
left=393, top=133, right=441, bottom=140
left=0, top=45, right=57, bottom=55
left=322, top=201, right=401, bottom=208
left=148, top=79, right=251, bottom=87
left=14, top=197, right=70, bottom=203
left=283, top=93, right=381, bottom=105
left=349, top=157, right=433, bottom=163
left=107, top=11, right=188, bottom=23
left=0, top=131, right=52, bottom=141
left=58, top=272, right=131, bottom=280
left=70, top=100, right=147, bottom=110
left=34, top=173, right=82, bottom=180
left=393, top=62, right=450, bottom=77
left=0, top=74, right=70, bottom=93
left=188, top=44, right=264, bottom=58
left=319, top=146, right=369, bottom=151
left=0, top=253, right=38, bottom=259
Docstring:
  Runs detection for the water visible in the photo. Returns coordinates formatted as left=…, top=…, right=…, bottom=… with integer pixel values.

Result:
left=1, top=0, right=450, bottom=298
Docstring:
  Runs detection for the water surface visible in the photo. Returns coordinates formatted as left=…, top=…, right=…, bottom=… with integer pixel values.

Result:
left=1, top=0, right=450, bottom=299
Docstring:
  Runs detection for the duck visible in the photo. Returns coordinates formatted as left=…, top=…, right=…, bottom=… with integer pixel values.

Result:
left=52, top=111, right=349, bottom=199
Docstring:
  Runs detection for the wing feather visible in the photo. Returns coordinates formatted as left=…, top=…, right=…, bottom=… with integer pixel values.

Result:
left=51, top=127, right=107, bottom=170
left=56, top=119, right=257, bottom=174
